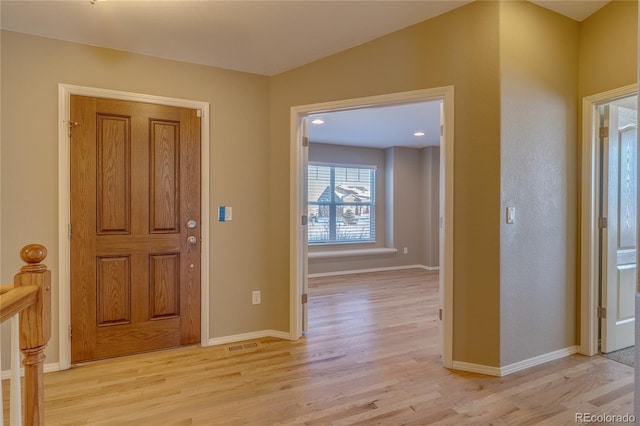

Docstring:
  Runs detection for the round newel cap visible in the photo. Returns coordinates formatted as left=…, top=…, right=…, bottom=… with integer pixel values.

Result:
left=20, top=243, right=47, bottom=272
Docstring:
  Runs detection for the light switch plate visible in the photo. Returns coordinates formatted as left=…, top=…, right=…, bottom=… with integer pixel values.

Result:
left=218, top=206, right=233, bottom=222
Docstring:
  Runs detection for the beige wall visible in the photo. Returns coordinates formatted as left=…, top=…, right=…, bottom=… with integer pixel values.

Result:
left=2, top=0, right=635, bottom=372
left=577, top=0, right=637, bottom=346
left=499, top=1, right=579, bottom=365
left=422, top=147, right=440, bottom=268
left=0, top=30, right=272, bottom=365
left=270, top=0, right=636, bottom=368
left=387, top=146, right=428, bottom=267
left=270, top=1, right=502, bottom=366
left=579, top=0, right=638, bottom=98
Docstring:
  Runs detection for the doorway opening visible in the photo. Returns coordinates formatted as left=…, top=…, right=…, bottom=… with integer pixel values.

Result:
left=581, top=84, right=638, bottom=358
left=289, top=87, right=454, bottom=367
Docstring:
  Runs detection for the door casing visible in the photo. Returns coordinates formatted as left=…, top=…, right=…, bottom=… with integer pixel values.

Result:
left=58, top=84, right=211, bottom=370
left=580, top=83, right=638, bottom=356
left=289, top=86, right=455, bottom=368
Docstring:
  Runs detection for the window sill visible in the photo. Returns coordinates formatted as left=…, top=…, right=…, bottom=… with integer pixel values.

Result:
left=308, top=247, right=398, bottom=259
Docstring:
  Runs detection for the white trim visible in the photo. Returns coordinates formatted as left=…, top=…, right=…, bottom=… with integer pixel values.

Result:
left=580, top=84, right=638, bottom=357
left=1, top=362, right=61, bottom=381
left=57, top=84, right=211, bottom=370
left=308, top=247, right=397, bottom=259
left=451, top=361, right=502, bottom=377
left=207, top=330, right=291, bottom=346
left=452, top=346, right=579, bottom=377
left=308, top=264, right=432, bottom=278
left=499, top=346, right=579, bottom=376
left=3, top=331, right=291, bottom=379
left=290, top=86, right=454, bottom=369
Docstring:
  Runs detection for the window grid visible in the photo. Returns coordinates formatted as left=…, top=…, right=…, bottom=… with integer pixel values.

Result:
left=308, top=163, right=375, bottom=244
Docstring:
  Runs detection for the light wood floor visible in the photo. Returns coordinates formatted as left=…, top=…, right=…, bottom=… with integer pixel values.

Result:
left=2, top=269, right=634, bottom=425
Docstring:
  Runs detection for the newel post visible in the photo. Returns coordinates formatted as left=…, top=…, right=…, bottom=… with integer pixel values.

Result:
left=14, top=244, right=51, bottom=426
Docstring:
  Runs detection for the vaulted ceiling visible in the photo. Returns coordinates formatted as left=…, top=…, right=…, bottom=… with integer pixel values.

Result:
left=0, top=0, right=610, bottom=77
left=0, top=0, right=611, bottom=149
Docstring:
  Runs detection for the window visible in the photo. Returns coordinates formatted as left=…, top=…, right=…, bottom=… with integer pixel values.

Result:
left=308, top=163, right=375, bottom=244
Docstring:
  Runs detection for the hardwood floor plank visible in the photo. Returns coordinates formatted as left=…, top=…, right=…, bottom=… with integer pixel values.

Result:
left=2, top=269, right=634, bottom=425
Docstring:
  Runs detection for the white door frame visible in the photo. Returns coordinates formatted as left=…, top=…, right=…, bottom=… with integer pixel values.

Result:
left=580, top=83, right=637, bottom=356
left=57, top=84, right=211, bottom=370
left=289, top=86, right=455, bottom=368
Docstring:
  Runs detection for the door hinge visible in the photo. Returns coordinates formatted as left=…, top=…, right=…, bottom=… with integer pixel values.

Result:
left=68, top=324, right=72, bottom=338
left=302, top=136, right=309, bottom=147
left=598, top=217, right=608, bottom=229
left=597, top=306, right=606, bottom=319
left=599, top=127, right=609, bottom=139
left=64, top=120, right=78, bottom=137
left=440, top=125, right=443, bottom=137
left=302, top=215, right=308, bottom=226
left=68, top=223, right=72, bottom=239
left=196, top=109, right=203, bottom=118
left=439, top=308, right=443, bottom=321
left=302, top=293, right=308, bottom=304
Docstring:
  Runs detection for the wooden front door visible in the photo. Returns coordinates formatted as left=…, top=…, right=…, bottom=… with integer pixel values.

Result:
left=70, top=95, right=201, bottom=363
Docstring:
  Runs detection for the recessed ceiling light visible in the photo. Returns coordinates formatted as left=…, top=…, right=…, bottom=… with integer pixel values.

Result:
left=414, top=131, right=425, bottom=137
left=311, top=119, right=324, bottom=125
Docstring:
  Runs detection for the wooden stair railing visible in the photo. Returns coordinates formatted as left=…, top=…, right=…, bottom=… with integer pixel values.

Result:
left=0, top=244, right=51, bottom=426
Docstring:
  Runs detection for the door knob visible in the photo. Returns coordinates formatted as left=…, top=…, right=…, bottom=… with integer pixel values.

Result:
left=187, top=236, right=197, bottom=245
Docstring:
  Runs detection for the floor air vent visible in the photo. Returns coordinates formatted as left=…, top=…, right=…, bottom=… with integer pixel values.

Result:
left=227, top=344, right=244, bottom=352
left=226, top=342, right=260, bottom=353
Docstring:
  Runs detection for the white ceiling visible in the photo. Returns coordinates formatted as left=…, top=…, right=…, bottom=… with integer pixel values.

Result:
left=529, top=0, right=610, bottom=22
left=0, top=0, right=610, bottom=77
left=0, top=0, right=611, bottom=149
left=309, top=101, right=442, bottom=149
left=0, top=0, right=475, bottom=76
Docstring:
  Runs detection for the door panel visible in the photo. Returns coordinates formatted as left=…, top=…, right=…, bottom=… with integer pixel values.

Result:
left=71, top=95, right=201, bottom=363
left=601, top=102, right=637, bottom=353
left=150, top=120, right=180, bottom=232
left=96, top=113, right=131, bottom=234
left=96, top=256, right=131, bottom=326
left=149, top=253, right=180, bottom=319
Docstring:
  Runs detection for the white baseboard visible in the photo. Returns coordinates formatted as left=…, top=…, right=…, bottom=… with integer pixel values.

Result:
left=499, top=346, right=579, bottom=376
left=309, top=264, right=432, bottom=278
left=207, top=329, right=291, bottom=346
left=451, top=361, right=502, bottom=377
left=1, top=362, right=61, bottom=380
left=451, top=345, right=579, bottom=377
left=2, top=331, right=292, bottom=379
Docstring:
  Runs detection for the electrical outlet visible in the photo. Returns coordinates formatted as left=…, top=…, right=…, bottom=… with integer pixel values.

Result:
left=403, top=247, right=408, bottom=254
left=252, top=290, right=261, bottom=305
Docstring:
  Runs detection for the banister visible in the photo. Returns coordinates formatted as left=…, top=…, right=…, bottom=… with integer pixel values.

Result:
left=0, top=284, right=15, bottom=295
left=0, top=243, right=51, bottom=426
left=0, top=285, right=38, bottom=323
